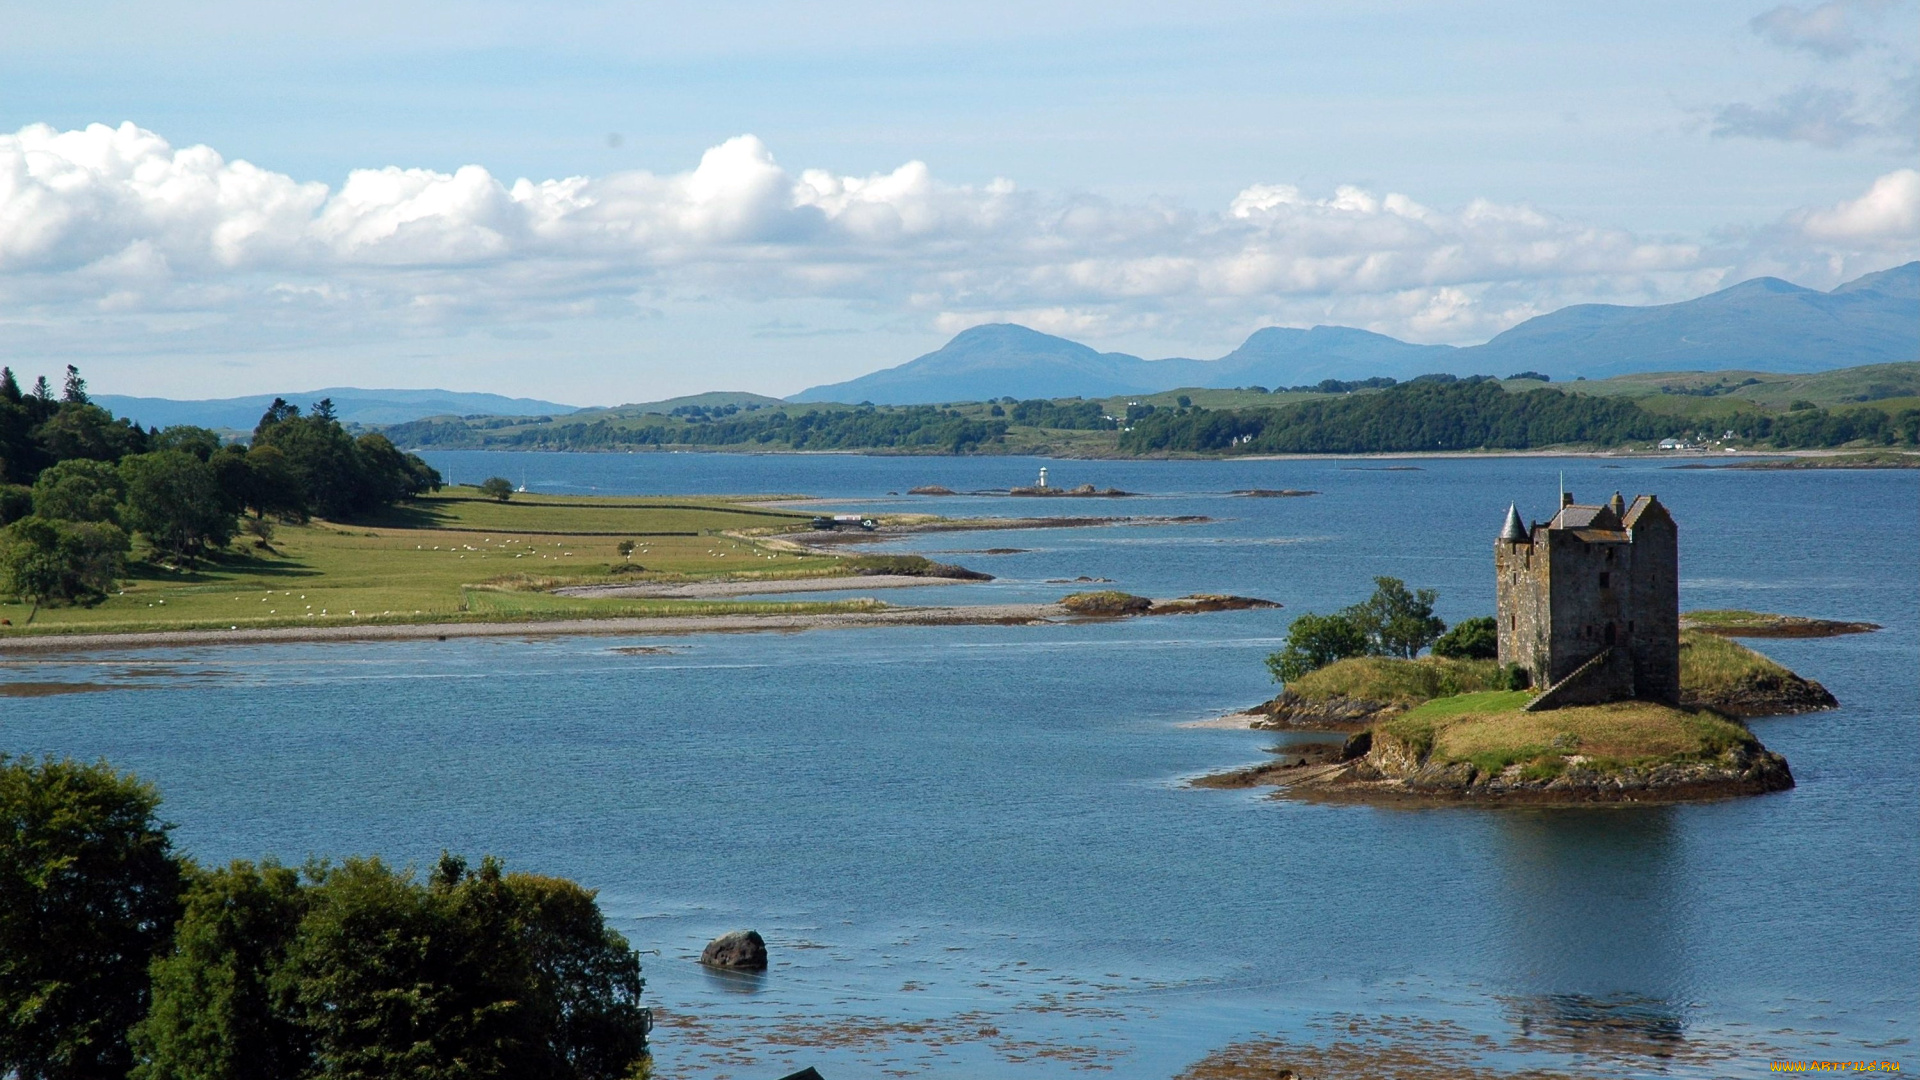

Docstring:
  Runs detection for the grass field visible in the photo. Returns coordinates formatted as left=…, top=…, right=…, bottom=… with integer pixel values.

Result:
left=1381, top=694, right=1755, bottom=776
left=0, top=488, right=882, bottom=637
left=1285, top=655, right=1510, bottom=704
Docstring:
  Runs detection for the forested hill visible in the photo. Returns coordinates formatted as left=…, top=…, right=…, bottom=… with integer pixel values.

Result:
left=380, top=369, right=1920, bottom=456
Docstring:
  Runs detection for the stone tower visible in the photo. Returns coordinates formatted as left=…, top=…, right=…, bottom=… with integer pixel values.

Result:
left=1494, top=491, right=1679, bottom=706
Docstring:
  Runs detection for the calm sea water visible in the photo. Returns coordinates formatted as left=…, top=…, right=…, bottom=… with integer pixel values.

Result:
left=6, top=454, right=1916, bottom=1079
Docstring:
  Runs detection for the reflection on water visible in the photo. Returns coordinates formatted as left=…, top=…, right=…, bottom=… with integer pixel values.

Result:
left=1492, top=809, right=1687, bottom=1004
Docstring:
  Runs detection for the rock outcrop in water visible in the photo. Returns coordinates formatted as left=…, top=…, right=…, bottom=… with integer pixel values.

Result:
left=700, top=929, right=769, bottom=970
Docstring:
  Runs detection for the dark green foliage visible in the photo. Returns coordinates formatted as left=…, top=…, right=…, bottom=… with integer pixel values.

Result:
left=0, top=485, right=31, bottom=527
left=119, top=451, right=236, bottom=559
left=30, top=403, right=150, bottom=467
left=0, top=755, right=184, bottom=1080
left=388, top=404, right=1013, bottom=454
left=30, top=459, right=125, bottom=524
left=1344, top=576, right=1446, bottom=659
left=480, top=476, right=516, bottom=501
left=1266, top=612, right=1370, bottom=682
left=149, top=426, right=224, bottom=462
left=0, top=516, right=131, bottom=614
left=252, top=401, right=440, bottom=520
left=1265, top=577, right=1451, bottom=681
left=137, top=854, right=649, bottom=1080
left=132, top=862, right=309, bottom=1080
left=1433, top=615, right=1499, bottom=659
left=1120, top=379, right=1664, bottom=454
left=1007, top=399, right=1115, bottom=430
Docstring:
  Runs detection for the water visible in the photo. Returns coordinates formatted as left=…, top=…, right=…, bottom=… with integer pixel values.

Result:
left=6, top=454, right=1915, bottom=1078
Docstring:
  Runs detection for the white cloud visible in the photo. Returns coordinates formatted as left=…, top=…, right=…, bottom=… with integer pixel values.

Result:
left=1798, top=167, right=1920, bottom=242
left=0, top=121, right=1912, bottom=361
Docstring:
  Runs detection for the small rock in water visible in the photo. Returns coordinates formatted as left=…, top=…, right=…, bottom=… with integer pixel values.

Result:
left=700, top=929, right=769, bottom=970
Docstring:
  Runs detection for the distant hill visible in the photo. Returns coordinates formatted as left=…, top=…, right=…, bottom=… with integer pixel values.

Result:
left=787, top=324, right=1180, bottom=404
left=1204, top=325, right=1460, bottom=385
left=792, top=262, right=1919, bottom=403
left=94, top=388, right=582, bottom=430
left=1457, top=261, right=1919, bottom=379
left=588, top=391, right=790, bottom=416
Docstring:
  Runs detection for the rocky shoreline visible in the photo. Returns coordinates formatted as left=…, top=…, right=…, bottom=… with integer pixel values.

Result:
left=1255, top=729, right=1794, bottom=806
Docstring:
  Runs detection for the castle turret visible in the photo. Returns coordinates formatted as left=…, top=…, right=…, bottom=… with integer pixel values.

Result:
left=1499, top=504, right=1528, bottom=542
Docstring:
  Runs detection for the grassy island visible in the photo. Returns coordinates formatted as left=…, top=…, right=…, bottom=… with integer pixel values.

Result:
left=1216, top=630, right=1832, bottom=804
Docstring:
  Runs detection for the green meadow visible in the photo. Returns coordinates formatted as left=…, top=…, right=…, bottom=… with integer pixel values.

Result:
left=0, top=489, right=877, bottom=637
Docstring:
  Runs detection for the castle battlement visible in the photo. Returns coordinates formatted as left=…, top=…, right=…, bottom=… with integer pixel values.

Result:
left=1495, top=491, right=1680, bottom=706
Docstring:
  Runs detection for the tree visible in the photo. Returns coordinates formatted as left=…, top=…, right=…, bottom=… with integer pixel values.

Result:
left=1265, top=612, right=1370, bottom=682
left=284, top=854, right=649, bottom=1080
left=1341, top=576, right=1446, bottom=659
left=30, top=458, right=125, bottom=523
left=479, top=476, right=515, bottom=502
left=150, top=426, right=223, bottom=462
left=61, top=365, right=89, bottom=404
left=0, top=485, right=31, bottom=526
left=32, top=402, right=148, bottom=464
left=1432, top=615, right=1499, bottom=660
left=0, top=755, right=184, bottom=1080
left=119, top=450, right=235, bottom=559
left=0, top=516, right=130, bottom=620
left=616, top=541, right=636, bottom=561
left=132, top=862, right=310, bottom=1080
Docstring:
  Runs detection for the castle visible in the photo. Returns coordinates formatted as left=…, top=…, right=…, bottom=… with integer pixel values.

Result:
left=1495, top=491, right=1679, bottom=707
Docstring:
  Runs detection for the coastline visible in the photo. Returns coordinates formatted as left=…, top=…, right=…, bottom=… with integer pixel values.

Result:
left=0, top=602, right=1086, bottom=654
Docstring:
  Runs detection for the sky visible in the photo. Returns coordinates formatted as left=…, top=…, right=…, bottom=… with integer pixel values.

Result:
left=2, top=1, right=1916, bottom=405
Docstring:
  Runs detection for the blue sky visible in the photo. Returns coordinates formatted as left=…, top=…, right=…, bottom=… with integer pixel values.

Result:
left=2, top=0, right=1915, bottom=404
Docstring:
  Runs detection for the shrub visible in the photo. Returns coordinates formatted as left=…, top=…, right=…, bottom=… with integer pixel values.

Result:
left=1266, top=612, right=1369, bottom=682
left=479, top=476, right=515, bottom=502
left=1432, top=615, right=1498, bottom=659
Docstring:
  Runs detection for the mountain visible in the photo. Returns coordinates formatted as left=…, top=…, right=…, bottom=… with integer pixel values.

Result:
left=1206, top=325, right=1459, bottom=385
left=1456, top=261, right=1920, bottom=379
left=94, top=388, right=581, bottom=430
left=787, top=324, right=1181, bottom=403
left=791, top=262, right=1918, bottom=403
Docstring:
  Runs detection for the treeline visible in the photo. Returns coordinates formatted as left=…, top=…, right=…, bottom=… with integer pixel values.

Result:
left=390, top=405, right=1013, bottom=454
left=1, top=367, right=440, bottom=614
left=0, top=755, right=649, bottom=1080
left=1118, top=379, right=1920, bottom=454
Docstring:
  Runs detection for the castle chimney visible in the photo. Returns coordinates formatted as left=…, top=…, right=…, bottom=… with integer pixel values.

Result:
left=1561, top=491, right=1575, bottom=507
left=1609, top=491, right=1626, bottom=516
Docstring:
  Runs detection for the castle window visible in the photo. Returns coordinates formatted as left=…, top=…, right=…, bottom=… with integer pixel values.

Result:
left=1598, top=572, right=1611, bottom=589
left=1605, top=623, right=1617, bottom=645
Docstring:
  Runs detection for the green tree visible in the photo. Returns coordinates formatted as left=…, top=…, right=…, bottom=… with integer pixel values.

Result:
left=0, top=756, right=184, bottom=1080
left=30, top=458, right=125, bottom=523
left=0, top=485, right=31, bottom=526
left=1341, top=576, right=1446, bottom=659
left=1265, top=612, right=1370, bottom=682
left=120, top=450, right=235, bottom=559
left=0, top=516, right=130, bottom=620
left=479, top=476, right=515, bottom=502
left=228, top=444, right=307, bottom=522
left=32, top=401, right=148, bottom=465
left=284, top=854, right=649, bottom=1080
left=1432, top=615, right=1499, bottom=659
left=616, top=541, right=636, bottom=561
left=150, top=426, right=224, bottom=462
left=132, top=861, right=310, bottom=1080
